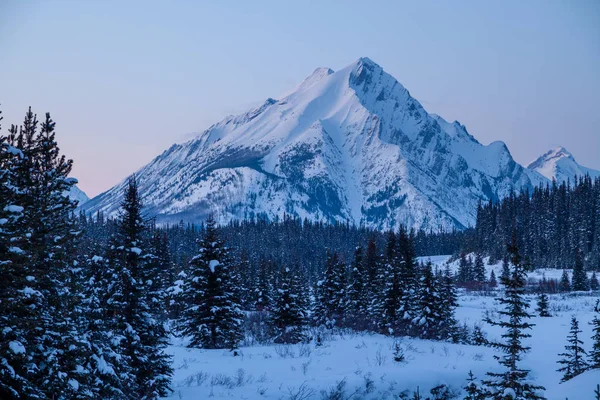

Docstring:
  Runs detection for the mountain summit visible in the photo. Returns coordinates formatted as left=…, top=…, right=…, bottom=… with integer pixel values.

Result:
left=527, top=146, right=600, bottom=183
left=82, top=58, right=546, bottom=230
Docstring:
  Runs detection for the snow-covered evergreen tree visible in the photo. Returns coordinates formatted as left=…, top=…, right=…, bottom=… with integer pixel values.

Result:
left=314, top=251, right=347, bottom=329
left=254, top=258, right=274, bottom=312
left=346, top=246, right=369, bottom=330
left=473, top=252, right=486, bottom=283
left=464, top=370, right=486, bottom=400
left=483, top=237, right=545, bottom=399
left=489, top=269, right=498, bottom=288
left=413, top=261, right=442, bottom=340
left=571, top=251, right=588, bottom=291
left=536, top=294, right=551, bottom=317
left=559, top=269, right=571, bottom=292
left=0, top=111, right=43, bottom=399
left=588, top=315, right=600, bottom=369
left=177, top=215, right=244, bottom=350
left=397, top=227, right=418, bottom=336
left=270, top=266, right=306, bottom=344
left=105, top=176, right=172, bottom=399
left=557, top=316, right=589, bottom=382
left=440, top=265, right=459, bottom=342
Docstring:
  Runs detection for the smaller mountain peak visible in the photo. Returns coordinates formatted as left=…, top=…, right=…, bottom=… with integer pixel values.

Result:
left=297, top=67, right=334, bottom=91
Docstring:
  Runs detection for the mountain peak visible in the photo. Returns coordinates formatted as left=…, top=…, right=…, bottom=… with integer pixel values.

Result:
left=528, top=146, right=599, bottom=182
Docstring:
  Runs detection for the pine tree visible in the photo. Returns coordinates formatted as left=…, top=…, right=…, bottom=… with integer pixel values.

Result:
left=483, top=236, right=545, bottom=399
left=473, top=252, right=486, bottom=283
left=559, top=270, right=571, bottom=292
left=571, top=251, right=589, bottom=291
left=177, top=215, right=244, bottom=350
left=106, top=176, right=172, bottom=398
left=439, top=265, right=459, bottom=341
left=254, top=258, right=273, bottom=312
left=464, top=370, right=486, bottom=400
left=270, top=266, right=306, bottom=344
left=458, top=252, right=472, bottom=284
left=536, top=294, right=551, bottom=317
left=501, top=255, right=510, bottom=283
left=79, top=254, right=124, bottom=398
left=379, top=231, right=402, bottom=335
left=397, top=227, right=418, bottom=336
left=314, top=251, right=347, bottom=329
left=0, top=111, right=43, bottom=399
left=413, top=261, right=442, bottom=340
left=589, top=315, right=600, bottom=369
left=557, top=316, right=589, bottom=382
left=590, top=272, right=599, bottom=291
left=489, top=270, right=498, bottom=288
left=346, top=246, right=369, bottom=330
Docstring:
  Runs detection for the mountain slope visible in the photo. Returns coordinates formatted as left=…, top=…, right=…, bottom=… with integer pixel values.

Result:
left=66, top=185, right=89, bottom=206
left=527, top=146, right=600, bottom=183
left=82, top=57, right=545, bottom=231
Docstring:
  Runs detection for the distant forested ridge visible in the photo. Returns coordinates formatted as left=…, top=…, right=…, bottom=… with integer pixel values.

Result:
left=474, top=176, right=600, bottom=270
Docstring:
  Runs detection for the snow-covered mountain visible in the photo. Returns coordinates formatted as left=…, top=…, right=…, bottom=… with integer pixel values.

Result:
left=82, top=57, right=546, bottom=231
left=66, top=185, right=89, bottom=206
left=527, top=146, right=600, bottom=183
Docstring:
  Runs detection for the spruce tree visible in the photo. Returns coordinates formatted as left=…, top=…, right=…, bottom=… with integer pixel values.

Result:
left=397, top=227, right=418, bottom=336
left=557, top=316, right=589, bottom=382
left=501, top=255, right=510, bottom=283
left=464, top=370, right=486, bottom=400
left=473, top=252, right=486, bottom=283
left=559, top=270, right=571, bottom=292
left=589, top=315, right=600, bottom=369
left=590, top=272, right=599, bottom=291
left=314, top=251, right=347, bottom=329
left=106, top=176, right=172, bottom=399
left=379, top=231, right=402, bottom=335
left=177, top=215, right=244, bottom=350
left=0, top=112, right=43, bottom=399
left=535, top=294, right=551, bottom=317
left=571, top=251, right=588, bottom=291
left=440, top=265, right=459, bottom=341
left=458, top=252, right=472, bottom=284
left=489, top=270, right=498, bottom=288
left=254, top=258, right=274, bottom=312
left=346, top=246, right=369, bottom=330
left=413, top=261, right=442, bottom=340
left=270, top=266, right=306, bottom=344
left=483, top=237, right=545, bottom=399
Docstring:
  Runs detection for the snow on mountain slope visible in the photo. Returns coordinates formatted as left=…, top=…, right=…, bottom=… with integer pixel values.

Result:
left=527, top=146, right=600, bottom=183
left=65, top=185, right=89, bottom=206
left=81, top=57, right=546, bottom=231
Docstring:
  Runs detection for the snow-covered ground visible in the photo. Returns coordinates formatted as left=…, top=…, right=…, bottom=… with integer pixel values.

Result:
left=163, top=257, right=600, bottom=399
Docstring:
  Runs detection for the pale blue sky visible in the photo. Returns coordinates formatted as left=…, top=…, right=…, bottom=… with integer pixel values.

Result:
left=1, top=0, right=599, bottom=196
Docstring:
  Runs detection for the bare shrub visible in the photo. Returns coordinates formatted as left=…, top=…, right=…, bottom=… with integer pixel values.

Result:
left=288, top=382, right=317, bottom=400
left=275, top=344, right=296, bottom=359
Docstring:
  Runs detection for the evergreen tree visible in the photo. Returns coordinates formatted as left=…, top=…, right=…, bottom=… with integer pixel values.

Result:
left=500, top=255, right=510, bottom=283
left=413, top=261, right=442, bottom=340
left=559, top=270, right=571, bottom=292
left=177, top=215, right=244, bottom=350
left=254, top=258, right=273, bottom=312
left=590, top=272, right=599, bottom=291
left=439, top=265, right=459, bottom=341
left=270, top=266, right=306, bottom=344
left=106, top=176, right=172, bottom=399
left=571, top=251, right=588, bottom=291
left=0, top=111, right=43, bottom=399
left=379, top=231, right=402, bottom=335
left=458, top=252, right=472, bottom=283
left=489, top=269, right=498, bottom=288
left=557, top=316, right=589, bottom=382
left=397, top=227, right=418, bottom=336
left=589, top=315, right=600, bottom=369
left=473, top=252, right=486, bottom=283
left=314, top=251, right=347, bottom=329
left=464, top=370, right=486, bottom=400
left=346, top=246, right=369, bottom=330
left=79, top=254, right=124, bottom=398
left=535, top=294, right=551, bottom=317
left=483, top=237, right=545, bottom=399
